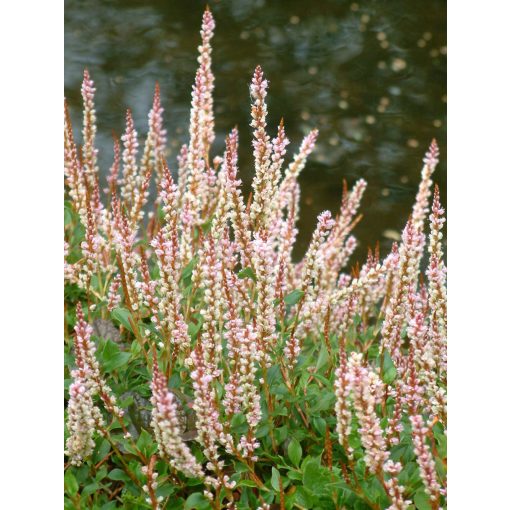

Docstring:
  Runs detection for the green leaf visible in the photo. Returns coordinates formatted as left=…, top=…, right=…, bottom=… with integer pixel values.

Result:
left=95, top=465, right=108, bottom=481
left=93, top=438, right=111, bottom=464
left=271, top=467, right=280, bottom=491
left=274, top=425, right=288, bottom=445
left=238, top=479, right=258, bottom=487
left=111, top=307, right=134, bottom=333
left=315, top=343, right=329, bottom=371
left=156, top=484, right=176, bottom=498
left=414, top=490, right=433, bottom=510
left=361, top=476, right=388, bottom=505
left=64, top=205, right=73, bottom=226
left=238, top=267, right=256, bottom=281
left=156, top=483, right=175, bottom=498
left=110, top=351, right=131, bottom=371
left=310, top=390, right=336, bottom=413
left=108, top=468, right=131, bottom=482
left=81, top=482, right=100, bottom=498
left=287, top=469, right=302, bottom=481
left=401, top=461, right=422, bottom=487
left=349, top=433, right=362, bottom=451
left=329, top=479, right=355, bottom=494
left=73, top=221, right=85, bottom=243
left=101, top=340, right=131, bottom=372
left=74, top=464, right=90, bottom=484
left=201, top=217, right=213, bottom=234
left=295, top=486, right=317, bottom=507
left=181, top=256, right=198, bottom=282
left=64, top=471, right=79, bottom=496
left=188, top=317, right=203, bottom=340
left=302, top=457, right=331, bottom=496
left=390, top=442, right=415, bottom=466
left=64, top=351, right=75, bottom=368
left=137, top=429, right=157, bottom=457
left=232, top=462, right=250, bottom=474
left=434, top=428, right=447, bottom=459
left=273, top=385, right=290, bottom=397
left=288, top=437, right=302, bottom=467
left=131, top=338, right=142, bottom=356
left=273, top=405, right=288, bottom=416
left=184, top=492, right=210, bottom=510
left=312, top=416, right=327, bottom=436
left=354, top=501, right=374, bottom=510
left=101, top=502, right=119, bottom=510
left=230, top=413, right=248, bottom=434
left=284, top=289, right=305, bottom=306
left=382, top=350, right=397, bottom=384
left=266, top=365, right=282, bottom=386
left=255, top=423, right=270, bottom=438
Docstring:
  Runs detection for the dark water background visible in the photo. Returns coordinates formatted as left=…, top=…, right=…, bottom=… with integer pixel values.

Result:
left=65, top=0, right=446, bottom=261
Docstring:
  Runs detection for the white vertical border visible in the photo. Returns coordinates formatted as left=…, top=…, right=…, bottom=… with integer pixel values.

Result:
left=448, top=0, right=510, bottom=507
left=0, top=0, right=62, bottom=505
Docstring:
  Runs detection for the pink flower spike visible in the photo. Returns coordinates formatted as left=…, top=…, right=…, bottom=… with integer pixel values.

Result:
left=150, top=362, right=204, bottom=478
left=410, top=414, right=441, bottom=502
left=120, top=109, right=139, bottom=209
left=423, top=138, right=439, bottom=168
left=81, top=69, right=99, bottom=188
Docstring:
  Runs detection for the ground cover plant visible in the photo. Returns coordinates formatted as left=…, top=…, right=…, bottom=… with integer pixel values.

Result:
left=64, top=8, right=447, bottom=510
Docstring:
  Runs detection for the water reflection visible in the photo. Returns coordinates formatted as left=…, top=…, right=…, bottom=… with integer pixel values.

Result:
left=65, top=0, right=446, bottom=260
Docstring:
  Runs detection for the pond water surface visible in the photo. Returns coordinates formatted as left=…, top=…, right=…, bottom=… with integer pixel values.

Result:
left=65, top=0, right=446, bottom=260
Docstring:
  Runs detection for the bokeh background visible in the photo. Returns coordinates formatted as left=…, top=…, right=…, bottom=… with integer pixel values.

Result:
left=65, top=0, right=446, bottom=260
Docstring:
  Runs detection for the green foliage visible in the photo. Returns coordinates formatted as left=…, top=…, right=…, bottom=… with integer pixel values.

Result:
left=287, top=437, right=302, bottom=467
left=414, top=490, right=433, bottom=510
left=99, top=339, right=131, bottom=372
left=237, top=267, right=256, bottom=281
left=111, top=307, right=135, bottom=333
left=184, top=492, right=210, bottom=509
left=382, top=349, right=398, bottom=384
left=283, top=289, right=305, bottom=306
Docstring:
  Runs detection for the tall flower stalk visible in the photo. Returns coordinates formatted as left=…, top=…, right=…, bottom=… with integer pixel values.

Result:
left=150, top=361, right=204, bottom=478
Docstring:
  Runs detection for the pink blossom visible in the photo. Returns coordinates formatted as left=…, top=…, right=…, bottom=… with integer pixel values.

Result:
left=347, top=353, right=389, bottom=473
left=81, top=69, right=98, bottom=189
left=410, top=414, right=441, bottom=501
left=106, top=275, right=122, bottom=312
left=151, top=231, right=189, bottom=349
left=150, top=362, right=204, bottom=478
left=250, top=66, right=273, bottom=230
left=383, top=460, right=411, bottom=509
left=65, top=369, right=103, bottom=466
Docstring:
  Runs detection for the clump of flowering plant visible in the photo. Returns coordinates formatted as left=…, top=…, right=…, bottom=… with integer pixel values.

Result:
left=64, top=8, right=446, bottom=510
